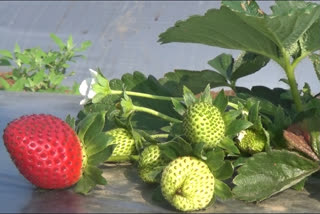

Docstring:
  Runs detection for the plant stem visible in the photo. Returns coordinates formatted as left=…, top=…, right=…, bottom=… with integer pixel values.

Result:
left=227, top=102, right=239, bottom=110
left=286, top=66, right=303, bottom=112
left=150, top=133, right=169, bottom=139
left=111, top=90, right=183, bottom=101
left=106, top=155, right=140, bottom=163
left=132, top=105, right=182, bottom=123
left=282, top=51, right=303, bottom=112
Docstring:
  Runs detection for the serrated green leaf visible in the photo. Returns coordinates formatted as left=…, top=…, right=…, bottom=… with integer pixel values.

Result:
left=212, top=90, right=228, bottom=113
left=159, top=69, right=229, bottom=97
left=214, top=179, right=233, bottom=200
left=50, top=33, right=65, bottom=50
left=310, top=53, right=320, bottom=81
left=88, top=144, right=116, bottom=165
left=206, top=148, right=225, bottom=172
left=231, top=52, right=270, bottom=82
left=271, top=1, right=316, bottom=15
left=158, top=6, right=280, bottom=63
left=208, top=53, right=234, bottom=79
left=300, top=20, right=320, bottom=54
left=225, top=119, right=253, bottom=137
left=219, top=136, right=240, bottom=155
left=85, top=165, right=107, bottom=185
left=208, top=53, right=233, bottom=80
left=213, top=160, right=234, bottom=180
left=223, top=0, right=265, bottom=16
left=159, top=3, right=320, bottom=64
left=232, top=150, right=320, bottom=202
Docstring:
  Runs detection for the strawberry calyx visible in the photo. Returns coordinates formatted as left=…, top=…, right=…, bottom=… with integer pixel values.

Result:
left=70, top=111, right=116, bottom=194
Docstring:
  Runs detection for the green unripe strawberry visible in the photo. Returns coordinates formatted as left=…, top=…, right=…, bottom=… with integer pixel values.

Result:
left=106, top=128, right=136, bottom=157
left=237, top=129, right=266, bottom=154
left=161, top=156, right=215, bottom=212
left=138, top=144, right=169, bottom=183
left=183, top=102, right=225, bottom=149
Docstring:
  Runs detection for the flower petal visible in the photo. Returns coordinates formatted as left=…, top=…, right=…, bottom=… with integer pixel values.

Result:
left=79, top=78, right=90, bottom=96
left=87, top=89, right=97, bottom=99
left=89, top=68, right=98, bottom=77
left=80, top=98, right=88, bottom=105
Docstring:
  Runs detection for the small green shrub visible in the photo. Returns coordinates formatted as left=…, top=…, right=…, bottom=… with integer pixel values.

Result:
left=0, top=33, right=91, bottom=94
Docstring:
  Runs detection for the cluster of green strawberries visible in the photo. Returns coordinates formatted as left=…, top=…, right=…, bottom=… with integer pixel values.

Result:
left=2, top=86, right=267, bottom=212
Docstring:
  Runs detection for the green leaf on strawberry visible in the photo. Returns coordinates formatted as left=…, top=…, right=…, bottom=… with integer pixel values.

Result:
left=232, top=150, right=320, bottom=202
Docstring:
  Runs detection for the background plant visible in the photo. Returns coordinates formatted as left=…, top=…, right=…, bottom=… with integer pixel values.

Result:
left=0, top=33, right=91, bottom=93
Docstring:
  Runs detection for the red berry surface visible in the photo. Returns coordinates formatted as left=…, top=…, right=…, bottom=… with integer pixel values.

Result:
left=3, top=114, right=83, bottom=189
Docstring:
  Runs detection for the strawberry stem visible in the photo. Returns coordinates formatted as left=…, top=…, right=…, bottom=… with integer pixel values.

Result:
left=132, top=105, right=182, bottom=123
left=280, top=49, right=305, bottom=113
left=150, top=133, right=169, bottom=139
left=111, top=90, right=184, bottom=101
left=227, top=102, right=239, bottom=110
left=106, top=155, right=140, bottom=163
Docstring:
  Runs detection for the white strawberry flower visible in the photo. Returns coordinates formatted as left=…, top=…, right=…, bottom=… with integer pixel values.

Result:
left=79, top=68, right=98, bottom=105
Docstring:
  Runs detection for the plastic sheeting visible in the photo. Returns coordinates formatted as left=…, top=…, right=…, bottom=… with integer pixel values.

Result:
left=1, top=91, right=320, bottom=213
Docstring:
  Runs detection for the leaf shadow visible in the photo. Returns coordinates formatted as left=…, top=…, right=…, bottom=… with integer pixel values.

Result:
left=121, top=165, right=175, bottom=212
left=304, top=172, right=320, bottom=202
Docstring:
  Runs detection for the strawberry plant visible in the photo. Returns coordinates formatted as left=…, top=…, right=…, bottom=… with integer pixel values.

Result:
left=0, top=33, right=91, bottom=94
left=73, top=0, right=320, bottom=211
left=3, top=0, right=320, bottom=212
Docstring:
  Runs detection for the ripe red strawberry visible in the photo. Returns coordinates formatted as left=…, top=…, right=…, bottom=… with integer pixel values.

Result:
left=3, top=114, right=86, bottom=189
left=3, top=112, right=117, bottom=196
